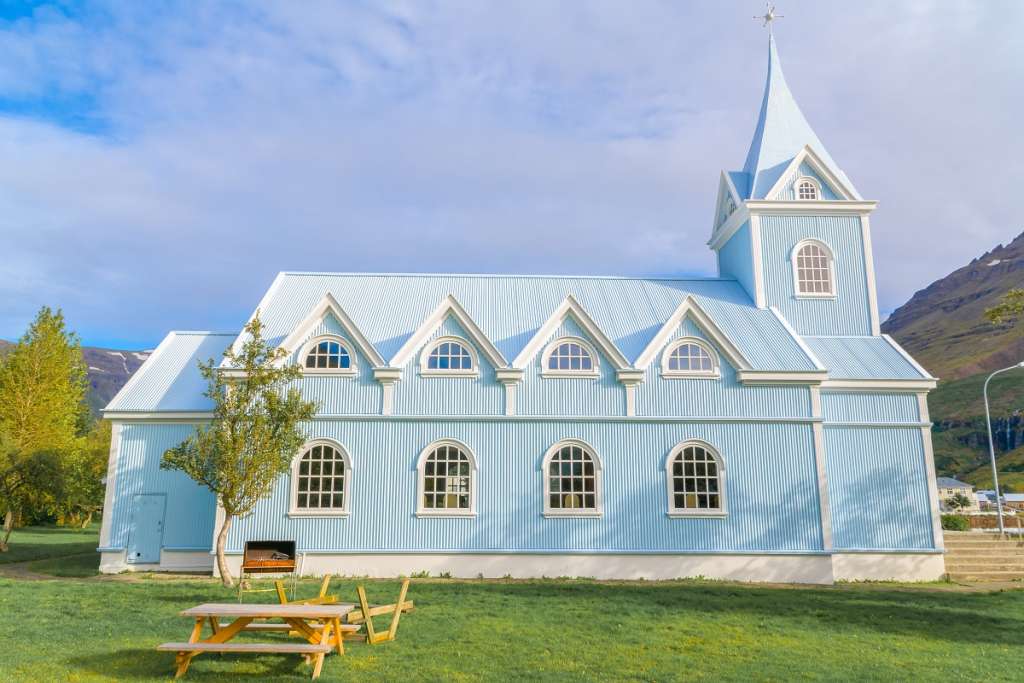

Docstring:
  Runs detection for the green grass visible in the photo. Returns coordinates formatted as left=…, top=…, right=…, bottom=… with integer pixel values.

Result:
left=0, top=523, right=100, bottom=565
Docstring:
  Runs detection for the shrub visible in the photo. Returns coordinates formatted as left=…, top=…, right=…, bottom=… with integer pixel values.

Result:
left=941, top=514, right=970, bottom=531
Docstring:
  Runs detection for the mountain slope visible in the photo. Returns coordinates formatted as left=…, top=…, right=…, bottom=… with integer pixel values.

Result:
left=881, top=231, right=1024, bottom=381
left=0, top=339, right=149, bottom=415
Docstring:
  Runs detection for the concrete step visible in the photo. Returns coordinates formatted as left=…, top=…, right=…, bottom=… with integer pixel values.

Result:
left=947, top=570, right=1024, bottom=582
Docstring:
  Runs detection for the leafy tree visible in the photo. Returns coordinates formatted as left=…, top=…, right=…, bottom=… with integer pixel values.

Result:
left=0, top=307, right=87, bottom=551
left=52, top=420, right=111, bottom=528
left=945, top=492, right=972, bottom=512
left=985, top=288, right=1024, bottom=325
left=162, top=315, right=317, bottom=586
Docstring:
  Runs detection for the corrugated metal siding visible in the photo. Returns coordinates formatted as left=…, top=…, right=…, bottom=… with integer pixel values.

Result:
left=393, top=317, right=504, bottom=416
left=108, top=423, right=216, bottom=550
left=636, top=319, right=811, bottom=417
left=228, top=419, right=824, bottom=553
left=242, top=273, right=816, bottom=372
left=717, top=221, right=755, bottom=300
left=804, top=336, right=926, bottom=380
left=760, top=215, right=872, bottom=336
left=517, top=317, right=625, bottom=416
left=289, top=313, right=381, bottom=414
left=774, top=162, right=840, bottom=201
left=823, top=426, right=933, bottom=550
left=106, top=333, right=234, bottom=411
left=821, top=392, right=921, bottom=423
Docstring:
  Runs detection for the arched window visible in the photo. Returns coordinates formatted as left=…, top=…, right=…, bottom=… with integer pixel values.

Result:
left=301, top=335, right=355, bottom=375
left=421, top=336, right=477, bottom=376
left=542, top=337, right=599, bottom=377
left=666, top=441, right=725, bottom=517
left=662, top=338, right=719, bottom=378
left=792, top=239, right=836, bottom=297
left=542, top=439, right=602, bottom=516
left=416, top=439, right=477, bottom=516
left=290, top=440, right=352, bottom=516
left=796, top=177, right=819, bottom=200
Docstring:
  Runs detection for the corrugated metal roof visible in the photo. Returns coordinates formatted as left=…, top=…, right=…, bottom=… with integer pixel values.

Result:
left=105, top=332, right=234, bottom=412
left=803, top=335, right=928, bottom=380
left=238, top=272, right=818, bottom=372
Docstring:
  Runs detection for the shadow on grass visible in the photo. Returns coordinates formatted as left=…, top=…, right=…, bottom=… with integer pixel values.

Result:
left=0, top=525, right=100, bottom=565
left=67, top=647, right=325, bottom=681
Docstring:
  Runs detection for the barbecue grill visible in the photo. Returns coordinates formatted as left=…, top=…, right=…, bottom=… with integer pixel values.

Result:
left=238, top=540, right=299, bottom=601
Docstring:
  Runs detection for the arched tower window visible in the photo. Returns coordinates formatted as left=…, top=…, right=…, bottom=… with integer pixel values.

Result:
left=792, top=239, right=836, bottom=297
left=661, top=338, right=720, bottom=378
left=301, top=335, right=355, bottom=375
left=796, top=177, right=820, bottom=200
left=666, top=441, right=726, bottom=517
left=542, top=439, right=603, bottom=516
left=420, top=336, right=478, bottom=376
left=541, top=337, right=599, bottom=377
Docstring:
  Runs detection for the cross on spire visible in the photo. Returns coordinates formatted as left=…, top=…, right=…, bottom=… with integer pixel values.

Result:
left=754, top=2, right=784, bottom=33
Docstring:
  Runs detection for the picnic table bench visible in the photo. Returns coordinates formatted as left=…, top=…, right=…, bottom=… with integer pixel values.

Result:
left=157, top=602, right=359, bottom=679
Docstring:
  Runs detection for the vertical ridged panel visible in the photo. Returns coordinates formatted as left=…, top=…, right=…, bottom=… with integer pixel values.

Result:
left=775, top=162, right=840, bottom=201
left=717, top=221, right=755, bottom=300
left=803, top=336, right=925, bottom=380
left=228, top=419, right=824, bottom=554
left=110, top=423, right=216, bottom=550
left=760, top=215, right=872, bottom=336
left=821, top=392, right=920, bottom=423
left=289, top=313, right=381, bottom=414
left=393, top=317, right=503, bottom=416
left=636, top=319, right=810, bottom=417
left=823, top=426, right=933, bottom=550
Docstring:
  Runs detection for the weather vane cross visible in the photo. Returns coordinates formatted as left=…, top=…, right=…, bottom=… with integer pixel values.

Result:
left=754, top=2, right=784, bottom=33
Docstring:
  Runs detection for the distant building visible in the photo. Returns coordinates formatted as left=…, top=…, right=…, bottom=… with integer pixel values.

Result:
left=936, top=477, right=979, bottom=512
left=1003, top=493, right=1024, bottom=511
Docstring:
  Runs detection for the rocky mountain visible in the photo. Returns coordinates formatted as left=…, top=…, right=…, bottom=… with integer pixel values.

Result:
left=882, top=231, right=1024, bottom=381
left=882, top=231, right=1024, bottom=491
left=0, top=339, right=149, bottom=416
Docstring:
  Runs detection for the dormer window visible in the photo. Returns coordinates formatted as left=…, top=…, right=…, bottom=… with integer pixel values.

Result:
left=662, top=338, right=720, bottom=379
left=542, top=337, right=599, bottom=378
left=302, top=335, right=355, bottom=375
left=421, top=336, right=478, bottom=376
left=793, top=239, right=836, bottom=297
left=796, top=177, right=820, bottom=200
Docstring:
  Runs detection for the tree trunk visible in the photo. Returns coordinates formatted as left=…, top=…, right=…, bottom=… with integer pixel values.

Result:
left=1, top=509, right=13, bottom=552
left=216, top=514, right=235, bottom=588
left=81, top=511, right=93, bottom=529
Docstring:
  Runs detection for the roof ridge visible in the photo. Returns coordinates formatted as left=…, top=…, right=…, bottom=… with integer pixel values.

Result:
left=278, top=271, right=737, bottom=282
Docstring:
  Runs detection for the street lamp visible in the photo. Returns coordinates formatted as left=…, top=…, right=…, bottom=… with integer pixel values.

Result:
left=983, top=361, right=1024, bottom=535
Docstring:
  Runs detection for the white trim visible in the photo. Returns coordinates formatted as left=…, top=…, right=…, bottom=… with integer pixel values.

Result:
left=860, top=215, right=882, bottom=335
left=540, top=336, right=601, bottom=379
left=625, top=385, right=636, bottom=416
left=735, top=370, right=827, bottom=385
left=101, top=411, right=213, bottom=421
left=660, top=337, right=721, bottom=379
left=744, top=200, right=877, bottom=215
left=791, top=238, right=838, bottom=299
left=809, top=386, right=833, bottom=550
left=711, top=170, right=743, bottom=233
left=98, top=422, right=123, bottom=549
left=750, top=214, right=766, bottom=307
left=381, top=384, right=395, bottom=416
left=768, top=307, right=826, bottom=370
left=634, top=296, right=751, bottom=373
left=277, top=292, right=386, bottom=368
left=664, top=439, right=727, bottom=517
left=298, top=334, right=358, bottom=376
left=419, top=335, right=480, bottom=378
left=415, top=438, right=479, bottom=517
left=707, top=204, right=752, bottom=251
left=881, top=334, right=936, bottom=380
left=918, top=392, right=945, bottom=550
left=541, top=438, right=604, bottom=517
left=390, top=295, right=507, bottom=370
left=820, top=379, right=937, bottom=391
left=504, top=383, right=517, bottom=416
left=763, top=145, right=861, bottom=202
left=512, top=295, right=630, bottom=372
left=288, top=438, right=354, bottom=517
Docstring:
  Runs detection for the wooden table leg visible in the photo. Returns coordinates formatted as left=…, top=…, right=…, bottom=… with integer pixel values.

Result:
left=174, top=618, right=205, bottom=678
left=311, top=620, right=332, bottom=679
left=331, top=618, right=345, bottom=656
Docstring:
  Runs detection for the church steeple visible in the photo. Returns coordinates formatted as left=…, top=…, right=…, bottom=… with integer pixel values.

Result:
left=740, top=35, right=858, bottom=200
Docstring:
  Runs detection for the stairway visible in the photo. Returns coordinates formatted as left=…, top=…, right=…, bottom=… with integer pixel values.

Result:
left=944, top=532, right=1024, bottom=582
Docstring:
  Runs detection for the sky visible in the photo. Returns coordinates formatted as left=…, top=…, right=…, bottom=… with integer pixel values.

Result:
left=0, top=1, right=1022, bottom=349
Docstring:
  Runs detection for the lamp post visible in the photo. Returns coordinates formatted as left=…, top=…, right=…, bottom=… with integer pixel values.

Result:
left=983, top=361, right=1024, bottom=535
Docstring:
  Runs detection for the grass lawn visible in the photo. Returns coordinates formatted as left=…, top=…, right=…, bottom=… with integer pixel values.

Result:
left=1, top=527, right=1022, bottom=681
left=0, top=523, right=100, bottom=565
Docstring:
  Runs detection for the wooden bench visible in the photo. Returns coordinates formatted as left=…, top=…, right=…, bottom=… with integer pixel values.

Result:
left=158, top=642, right=334, bottom=654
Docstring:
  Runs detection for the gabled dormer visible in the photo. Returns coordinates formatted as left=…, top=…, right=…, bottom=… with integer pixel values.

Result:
left=710, top=35, right=881, bottom=336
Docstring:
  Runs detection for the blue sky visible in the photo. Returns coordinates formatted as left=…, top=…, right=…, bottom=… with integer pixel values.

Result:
left=1, top=1, right=1022, bottom=349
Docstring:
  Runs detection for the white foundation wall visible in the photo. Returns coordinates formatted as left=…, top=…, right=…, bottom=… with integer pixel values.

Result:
left=832, top=553, right=946, bottom=582
left=99, top=549, right=213, bottom=574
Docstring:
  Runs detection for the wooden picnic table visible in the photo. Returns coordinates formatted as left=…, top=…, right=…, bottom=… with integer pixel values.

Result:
left=157, top=602, right=359, bottom=679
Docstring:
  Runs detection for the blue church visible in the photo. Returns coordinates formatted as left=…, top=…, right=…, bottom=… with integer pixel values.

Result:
left=98, top=37, right=945, bottom=583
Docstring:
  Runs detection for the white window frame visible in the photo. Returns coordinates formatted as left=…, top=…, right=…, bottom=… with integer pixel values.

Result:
left=665, top=439, right=727, bottom=518
left=540, top=336, right=600, bottom=379
left=419, top=336, right=479, bottom=377
left=660, top=337, right=721, bottom=379
left=795, top=176, right=821, bottom=201
left=541, top=438, right=603, bottom=518
left=791, top=238, right=837, bottom=299
left=288, top=438, right=353, bottom=517
left=415, top=438, right=478, bottom=518
left=299, top=334, right=357, bottom=376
